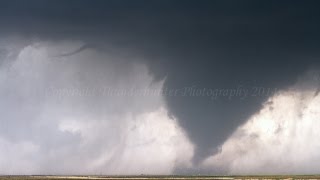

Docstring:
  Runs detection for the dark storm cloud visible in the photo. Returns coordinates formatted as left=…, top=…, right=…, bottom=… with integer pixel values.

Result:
left=1, top=0, right=320, bottom=168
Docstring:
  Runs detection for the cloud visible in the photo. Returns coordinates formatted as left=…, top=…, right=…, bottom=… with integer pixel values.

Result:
left=1, top=1, right=320, bottom=174
left=0, top=39, right=193, bottom=175
left=202, top=70, right=320, bottom=174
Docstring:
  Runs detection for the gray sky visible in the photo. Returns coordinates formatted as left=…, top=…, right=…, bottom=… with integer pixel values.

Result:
left=1, top=0, right=320, bottom=175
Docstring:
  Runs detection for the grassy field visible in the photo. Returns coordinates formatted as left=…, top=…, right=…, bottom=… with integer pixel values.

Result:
left=1, top=175, right=320, bottom=180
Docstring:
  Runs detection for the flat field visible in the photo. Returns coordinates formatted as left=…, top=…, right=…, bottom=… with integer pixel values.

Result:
left=1, top=176, right=320, bottom=180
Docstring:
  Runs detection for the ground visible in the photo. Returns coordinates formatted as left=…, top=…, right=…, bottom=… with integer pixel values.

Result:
left=0, top=176, right=320, bottom=180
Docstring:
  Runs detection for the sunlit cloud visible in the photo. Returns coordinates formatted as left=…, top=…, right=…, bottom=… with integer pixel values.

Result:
left=0, top=39, right=193, bottom=175
left=203, top=71, right=320, bottom=174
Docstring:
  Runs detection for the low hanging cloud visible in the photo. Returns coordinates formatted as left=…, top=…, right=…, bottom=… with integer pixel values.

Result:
left=1, top=37, right=320, bottom=176
left=0, top=39, right=193, bottom=175
left=202, top=70, right=320, bottom=175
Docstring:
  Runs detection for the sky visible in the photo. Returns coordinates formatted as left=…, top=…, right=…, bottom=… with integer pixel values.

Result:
left=1, top=0, right=320, bottom=175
